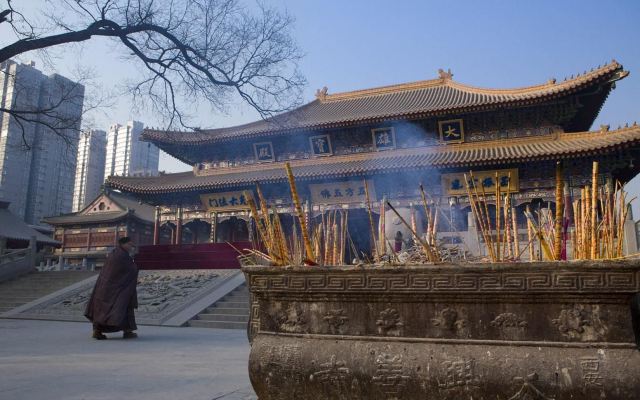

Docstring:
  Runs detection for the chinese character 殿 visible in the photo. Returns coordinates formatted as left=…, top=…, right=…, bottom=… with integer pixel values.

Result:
left=258, top=146, right=271, bottom=159
left=314, top=138, right=327, bottom=153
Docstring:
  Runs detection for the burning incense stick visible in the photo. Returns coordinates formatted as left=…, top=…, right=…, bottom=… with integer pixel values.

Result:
left=284, top=162, right=315, bottom=263
left=591, top=161, right=599, bottom=259
left=379, top=196, right=386, bottom=256
left=554, top=162, right=564, bottom=260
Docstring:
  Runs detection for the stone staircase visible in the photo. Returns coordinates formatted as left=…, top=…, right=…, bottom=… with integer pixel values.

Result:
left=188, top=283, right=250, bottom=329
left=0, top=271, right=96, bottom=314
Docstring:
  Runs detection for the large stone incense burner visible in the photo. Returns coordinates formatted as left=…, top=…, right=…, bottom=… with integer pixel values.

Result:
left=243, top=261, right=640, bottom=400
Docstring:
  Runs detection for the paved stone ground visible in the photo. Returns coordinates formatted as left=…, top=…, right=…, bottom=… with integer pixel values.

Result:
left=0, top=319, right=256, bottom=400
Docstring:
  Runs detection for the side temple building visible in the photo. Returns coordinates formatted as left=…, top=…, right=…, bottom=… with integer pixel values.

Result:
left=105, top=61, right=640, bottom=260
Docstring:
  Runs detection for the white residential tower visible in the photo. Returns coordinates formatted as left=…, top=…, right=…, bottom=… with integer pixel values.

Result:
left=72, top=129, right=107, bottom=211
left=104, top=121, right=159, bottom=178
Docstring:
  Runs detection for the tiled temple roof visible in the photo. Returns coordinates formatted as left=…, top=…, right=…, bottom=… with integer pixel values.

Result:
left=43, top=192, right=156, bottom=225
left=142, top=61, right=628, bottom=145
left=107, top=125, right=640, bottom=195
left=43, top=210, right=133, bottom=225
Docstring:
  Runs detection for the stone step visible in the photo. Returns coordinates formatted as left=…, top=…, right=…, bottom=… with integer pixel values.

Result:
left=196, top=313, right=249, bottom=322
left=210, top=301, right=248, bottom=309
left=0, top=285, right=78, bottom=291
left=203, top=307, right=248, bottom=315
left=0, top=302, right=29, bottom=308
left=0, top=281, right=87, bottom=291
left=188, top=319, right=247, bottom=330
left=224, top=295, right=250, bottom=301
left=0, top=297, right=39, bottom=302
left=0, top=290, right=61, bottom=296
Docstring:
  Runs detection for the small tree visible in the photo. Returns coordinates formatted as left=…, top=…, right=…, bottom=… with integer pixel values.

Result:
left=0, top=0, right=305, bottom=145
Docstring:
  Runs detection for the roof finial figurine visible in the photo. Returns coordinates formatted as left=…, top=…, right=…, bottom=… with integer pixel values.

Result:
left=599, top=124, right=610, bottom=133
left=438, top=68, right=453, bottom=80
left=315, top=86, right=329, bottom=101
left=547, top=78, right=556, bottom=84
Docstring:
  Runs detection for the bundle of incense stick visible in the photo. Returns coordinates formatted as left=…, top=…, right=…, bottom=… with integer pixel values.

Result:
left=284, top=162, right=315, bottom=264
left=571, top=176, right=634, bottom=260
left=464, top=171, right=522, bottom=262
left=308, top=209, right=349, bottom=266
left=245, top=188, right=289, bottom=266
left=379, top=196, right=386, bottom=257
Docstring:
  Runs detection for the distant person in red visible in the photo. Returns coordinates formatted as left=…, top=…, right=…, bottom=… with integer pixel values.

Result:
left=84, top=237, right=139, bottom=340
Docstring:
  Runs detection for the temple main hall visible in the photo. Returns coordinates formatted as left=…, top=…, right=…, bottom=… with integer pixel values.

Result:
left=105, top=60, right=640, bottom=261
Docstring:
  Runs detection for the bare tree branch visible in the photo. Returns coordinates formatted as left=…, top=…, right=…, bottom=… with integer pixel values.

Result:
left=0, top=0, right=305, bottom=138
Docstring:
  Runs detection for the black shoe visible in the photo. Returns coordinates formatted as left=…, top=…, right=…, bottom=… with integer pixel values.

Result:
left=123, top=331, right=138, bottom=339
left=92, top=330, right=107, bottom=340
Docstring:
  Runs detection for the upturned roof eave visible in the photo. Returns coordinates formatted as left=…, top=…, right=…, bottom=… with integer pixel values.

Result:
left=141, top=61, right=627, bottom=149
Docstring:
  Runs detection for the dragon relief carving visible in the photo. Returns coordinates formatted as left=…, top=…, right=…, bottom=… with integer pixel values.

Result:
left=376, top=308, right=405, bottom=336
left=552, top=304, right=608, bottom=341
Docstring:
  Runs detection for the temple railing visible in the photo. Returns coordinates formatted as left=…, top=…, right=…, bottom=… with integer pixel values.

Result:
left=0, top=237, right=37, bottom=283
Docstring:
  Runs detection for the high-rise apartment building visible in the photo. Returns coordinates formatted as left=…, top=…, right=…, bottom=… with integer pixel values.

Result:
left=72, top=129, right=107, bottom=211
left=0, top=60, right=84, bottom=225
left=104, top=121, right=159, bottom=178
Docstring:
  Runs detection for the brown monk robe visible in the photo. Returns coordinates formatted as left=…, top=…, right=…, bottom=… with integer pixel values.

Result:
left=84, top=237, right=139, bottom=340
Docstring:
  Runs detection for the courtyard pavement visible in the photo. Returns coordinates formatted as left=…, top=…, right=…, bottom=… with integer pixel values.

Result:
left=0, top=319, right=256, bottom=400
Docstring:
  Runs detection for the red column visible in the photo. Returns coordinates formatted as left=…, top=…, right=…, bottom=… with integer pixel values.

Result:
left=153, top=206, right=160, bottom=245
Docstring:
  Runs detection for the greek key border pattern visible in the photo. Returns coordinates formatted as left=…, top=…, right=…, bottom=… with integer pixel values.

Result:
left=249, top=271, right=639, bottom=293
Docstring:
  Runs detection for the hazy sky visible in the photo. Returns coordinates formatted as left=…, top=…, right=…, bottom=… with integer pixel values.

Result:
left=3, top=1, right=640, bottom=211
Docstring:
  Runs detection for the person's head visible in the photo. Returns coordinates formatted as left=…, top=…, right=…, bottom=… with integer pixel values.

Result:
left=118, top=237, right=135, bottom=252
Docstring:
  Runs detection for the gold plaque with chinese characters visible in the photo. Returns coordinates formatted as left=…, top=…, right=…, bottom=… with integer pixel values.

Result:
left=200, top=191, right=252, bottom=210
left=309, top=180, right=376, bottom=204
left=441, top=168, right=519, bottom=196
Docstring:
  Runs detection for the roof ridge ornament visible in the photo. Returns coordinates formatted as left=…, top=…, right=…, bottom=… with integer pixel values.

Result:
left=600, top=124, right=610, bottom=133
left=438, top=68, right=453, bottom=80
left=315, top=86, right=329, bottom=101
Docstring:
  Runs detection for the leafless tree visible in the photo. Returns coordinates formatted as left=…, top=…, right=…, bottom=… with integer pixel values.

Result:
left=0, top=0, right=305, bottom=145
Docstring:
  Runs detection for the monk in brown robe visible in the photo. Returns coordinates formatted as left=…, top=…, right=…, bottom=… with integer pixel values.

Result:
left=84, top=237, right=139, bottom=340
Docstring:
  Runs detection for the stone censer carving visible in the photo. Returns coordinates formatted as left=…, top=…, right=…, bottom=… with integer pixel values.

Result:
left=243, top=260, right=640, bottom=399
